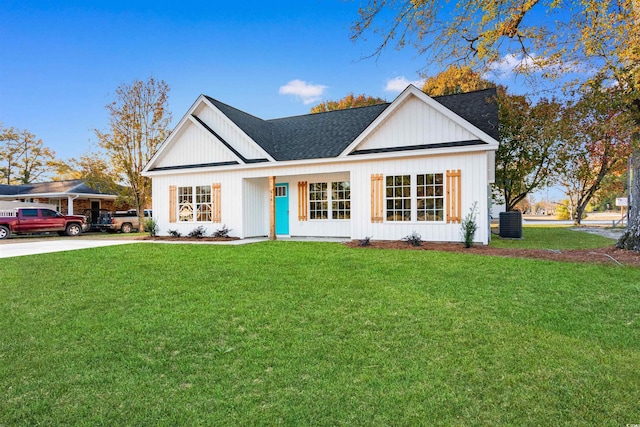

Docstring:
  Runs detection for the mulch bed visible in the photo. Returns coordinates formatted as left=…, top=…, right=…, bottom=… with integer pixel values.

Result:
left=344, top=240, right=640, bottom=268
left=143, top=236, right=240, bottom=242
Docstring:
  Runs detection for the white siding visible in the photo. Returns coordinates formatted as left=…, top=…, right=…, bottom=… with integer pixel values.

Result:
left=354, top=96, right=477, bottom=152
left=349, top=152, right=489, bottom=244
left=243, top=178, right=269, bottom=237
left=195, top=103, right=268, bottom=160
left=153, top=121, right=237, bottom=168
left=151, top=151, right=491, bottom=244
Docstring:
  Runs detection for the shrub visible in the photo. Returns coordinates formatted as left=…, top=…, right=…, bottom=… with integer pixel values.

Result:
left=358, top=236, right=372, bottom=247
left=461, top=202, right=478, bottom=248
left=144, top=217, right=159, bottom=237
left=168, top=229, right=181, bottom=237
left=402, top=231, right=422, bottom=247
left=213, top=224, right=232, bottom=238
left=187, top=226, right=207, bottom=238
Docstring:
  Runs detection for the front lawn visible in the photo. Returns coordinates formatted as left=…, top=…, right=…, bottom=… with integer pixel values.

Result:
left=490, top=226, right=616, bottom=249
left=1, top=242, right=638, bottom=426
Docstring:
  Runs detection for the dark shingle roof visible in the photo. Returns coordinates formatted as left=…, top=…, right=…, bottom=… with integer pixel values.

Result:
left=433, top=88, right=499, bottom=141
left=202, top=87, right=498, bottom=162
left=266, top=104, right=389, bottom=160
left=0, top=179, right=114, bottom=196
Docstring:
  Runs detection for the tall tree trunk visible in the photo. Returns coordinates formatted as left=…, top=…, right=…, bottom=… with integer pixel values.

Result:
left=617, top=133, right=640, bottom=251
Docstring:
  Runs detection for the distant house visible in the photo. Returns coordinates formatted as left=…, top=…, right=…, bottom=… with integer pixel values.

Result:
left=142, top=85, right=499, bottom=244
left=0, top=179, right=125, bottom=224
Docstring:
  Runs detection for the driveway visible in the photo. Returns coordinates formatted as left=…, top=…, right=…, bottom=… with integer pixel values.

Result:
left=0, top=239, right=139, bottom=258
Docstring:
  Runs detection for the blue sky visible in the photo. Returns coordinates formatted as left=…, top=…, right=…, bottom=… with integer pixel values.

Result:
left=1, top=0, right=529, bottom=162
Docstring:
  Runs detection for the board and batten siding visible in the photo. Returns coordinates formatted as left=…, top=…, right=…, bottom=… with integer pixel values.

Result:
left=242, top=178, right=270, bottom=238
left=355, top=96, right=478, bottom=152
left=151, top=150, right=491, bottom=244
left=194, top=103, right=268, bottom=160
left=152, top=121, right=237, bottom=169
left=349, top=152, right=490, bottom=243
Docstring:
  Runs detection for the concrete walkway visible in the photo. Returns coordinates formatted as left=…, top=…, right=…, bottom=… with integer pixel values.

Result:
left=0, top=240, right=139, bottom=259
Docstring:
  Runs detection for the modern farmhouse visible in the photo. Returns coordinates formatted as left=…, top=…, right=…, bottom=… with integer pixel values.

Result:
left=142, top=85, right=499, bottom=244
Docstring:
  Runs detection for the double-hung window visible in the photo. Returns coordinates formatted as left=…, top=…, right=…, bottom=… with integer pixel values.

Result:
left=384, top=173, right=445, bottom=222
left=178, top=186, right=193, bottom=222
left=386, top=175, right=411, bottom=221
left=177, top=185, right=214, bottom=222
left=309, top=183, right=328, bottom=220
left=195, top=185, right=212, bottom=222
left=308, top=181, right=350, bottom=220
left=331, top=181, right=351, bottom=219
left=417, top=173, right=444, bottom=221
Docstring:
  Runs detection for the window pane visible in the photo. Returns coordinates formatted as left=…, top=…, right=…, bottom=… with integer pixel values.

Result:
left=331, top=181, right=350, bottom=220
left=385, top=175, right=411, bottom=222
left=178, top=186, right=194, bottom=222
left=416, top=173, right=444, bottom=222
left=309, top=183, right=328, bottom=220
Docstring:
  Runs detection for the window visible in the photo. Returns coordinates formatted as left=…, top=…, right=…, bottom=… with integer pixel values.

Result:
left=331, top=181, right=350, bottom=219
left=41, top=209, right=59, bottom=218
left=178, top=186, right=193, bottom=222
left=417, top=173, right=444, bottom=221
left=22, top=209, right=39, bottom=217
left=386, top=175, right=411, bottom=221
left=307, top=181, right=351, bottom=221
left=378, top=172, right=449, bottom=223
left=196, top=185, right=212, bottom=222
left=276, top=186, right=287, bottom=197
left=309, top=183, right=328, bottom=219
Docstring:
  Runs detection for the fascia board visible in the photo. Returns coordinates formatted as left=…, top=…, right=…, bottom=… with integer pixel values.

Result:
left=186, top=115, right=247, bottom=164
left=143, top=94, right=208, bottom=173
left=200, top=97, right=276, bottom=162
left=142, top=142, right=495, bottom=177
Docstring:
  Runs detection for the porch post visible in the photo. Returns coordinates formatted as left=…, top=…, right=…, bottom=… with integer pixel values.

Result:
left=269, top=176, right=276, bottom=240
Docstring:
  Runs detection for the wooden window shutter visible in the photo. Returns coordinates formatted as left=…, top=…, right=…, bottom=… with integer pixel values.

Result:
left=446, top=170, right=462, bottom=223
left=298, top=181, right=308, bottom=221
left=371, top=174, right=384, bottom=223
left=212, top=183, right=221, bottom=223
left=169, top=185, right=177, bottom=223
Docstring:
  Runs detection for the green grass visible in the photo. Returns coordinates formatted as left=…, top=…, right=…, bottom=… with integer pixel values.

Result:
left=490, top=226, right=616, bottom=250
left=1, top=241, right=639, bottom=426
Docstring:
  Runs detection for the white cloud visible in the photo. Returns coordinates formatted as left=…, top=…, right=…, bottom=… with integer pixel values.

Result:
left=279, top=79, right=328, bottom=105
left=384, top=76, right=424, bottom=93
left=485, top=53, right=537, bottom=79
left=486, top=53, right=583, bottom=80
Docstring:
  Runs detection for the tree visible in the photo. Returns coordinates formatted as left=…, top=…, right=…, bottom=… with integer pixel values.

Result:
left=351, top=0, right=640, bottom=249
left=0, top=125, right=56, bottom=184
left=421, top=65, right=561, bottom=211
left=422, top=65, right=495, bottom=96
left=555, top=83, right=633, bottom=224
left=52, top=152, right=124, bottom=193
left=310, top=93, right=387, bottom=113
left=496, top=95, right=562, bottom=211
left=95, top=77, right=171, bottom=230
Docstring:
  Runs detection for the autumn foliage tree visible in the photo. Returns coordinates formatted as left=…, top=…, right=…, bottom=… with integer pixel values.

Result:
left=421, top=66, right=560, bottom=211
left=422, top=65, right=495, bottom=96
left=351, top=0, right=640, bottom=250
left=0, top=124, right=56, bottom=184
left=95, top=77, right=171, bottom=229
left=556, top=83, right=634, bottom=225
left=310, top=93, right=386, bottom=113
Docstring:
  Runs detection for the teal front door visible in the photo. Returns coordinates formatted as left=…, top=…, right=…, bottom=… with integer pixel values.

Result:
left=275, top=183, right=289, bottom=235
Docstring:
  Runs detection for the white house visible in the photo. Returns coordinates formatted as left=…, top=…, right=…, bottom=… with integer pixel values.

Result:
left=142, top=85, right=499, bottom=244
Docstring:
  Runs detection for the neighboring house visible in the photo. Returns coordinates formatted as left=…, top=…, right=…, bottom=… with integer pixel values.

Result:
left=142, top=85, right=499, bottom=244
left=0, top=179, right=125, bottom=224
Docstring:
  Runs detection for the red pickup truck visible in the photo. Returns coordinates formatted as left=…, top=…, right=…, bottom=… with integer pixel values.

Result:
left=0, top=207, right=88, bottom=240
